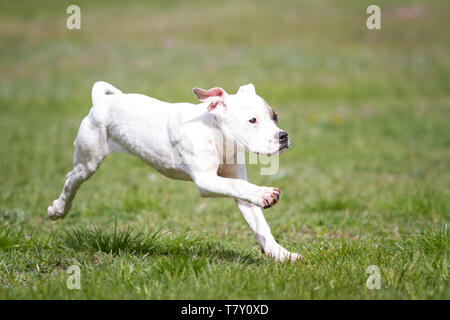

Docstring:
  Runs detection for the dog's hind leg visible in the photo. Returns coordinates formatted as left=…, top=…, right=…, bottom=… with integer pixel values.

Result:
left=48, top=116, right=109, bottom=220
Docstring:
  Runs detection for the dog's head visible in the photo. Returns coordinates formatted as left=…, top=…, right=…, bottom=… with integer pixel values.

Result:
left=193, top=84, right=289, bottom=155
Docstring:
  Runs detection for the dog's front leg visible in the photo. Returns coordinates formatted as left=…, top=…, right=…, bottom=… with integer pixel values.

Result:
left=192, top=172, right=280, bottom=209
left=234, top=199, right=299, bottom=263
left=216, top=164, right=300, bottom=263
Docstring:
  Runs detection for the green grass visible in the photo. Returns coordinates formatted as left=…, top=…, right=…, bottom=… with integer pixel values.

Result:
left=0, top=0, right=449, bottom=299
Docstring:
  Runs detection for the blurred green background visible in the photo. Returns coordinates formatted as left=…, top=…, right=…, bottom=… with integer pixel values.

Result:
left=0, top=0, right=448, bottom=299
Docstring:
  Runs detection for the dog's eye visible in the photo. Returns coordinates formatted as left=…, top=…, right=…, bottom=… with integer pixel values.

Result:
left=249, top=117, right=257, bottom=124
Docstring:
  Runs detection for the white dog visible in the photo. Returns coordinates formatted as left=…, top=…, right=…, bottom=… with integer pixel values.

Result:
left=48, top=81, right=299, bottom=262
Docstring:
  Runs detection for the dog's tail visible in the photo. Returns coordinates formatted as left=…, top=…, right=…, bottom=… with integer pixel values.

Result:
left=91, top=81, right=123, bottom=106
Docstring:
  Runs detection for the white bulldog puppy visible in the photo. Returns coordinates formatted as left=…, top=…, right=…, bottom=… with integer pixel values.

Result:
left=48, top=81, right=299, bottom=262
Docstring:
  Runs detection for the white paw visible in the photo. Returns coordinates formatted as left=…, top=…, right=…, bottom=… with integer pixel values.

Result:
left=262, top=244, right=301, bottom=263
left=253, top=187, right=280, bottom=209
left=47, top=200, right=68, bottom=220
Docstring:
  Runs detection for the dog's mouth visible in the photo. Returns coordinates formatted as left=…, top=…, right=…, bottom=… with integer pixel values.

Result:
left=254, top=144, right=289, bottom=157
left=278, top=137, right=290, bottom=154
left=278, top=143, right=289, bottom=154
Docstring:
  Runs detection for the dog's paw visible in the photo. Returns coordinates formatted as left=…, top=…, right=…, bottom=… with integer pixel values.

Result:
left=47, top=200, right=68, bottom=221
left=254, top=187, right=280, bottom=209
left=262, top=244, right=301, bottom=263
left=287, top=252, right=302, bottom=263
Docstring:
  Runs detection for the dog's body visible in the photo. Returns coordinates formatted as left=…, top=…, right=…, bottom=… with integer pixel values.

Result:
left=48, top=81, right=299, bottom=262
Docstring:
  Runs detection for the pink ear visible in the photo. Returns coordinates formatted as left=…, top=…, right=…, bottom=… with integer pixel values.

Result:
left=193, top=87, right=224, bottom=101
left=207, top=100, right=220, bottom=111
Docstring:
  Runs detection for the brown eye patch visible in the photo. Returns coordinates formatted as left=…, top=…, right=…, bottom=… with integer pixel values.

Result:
left=272, top=112, right=278, bottom=124
left=263, top=100, right=278, bottom=124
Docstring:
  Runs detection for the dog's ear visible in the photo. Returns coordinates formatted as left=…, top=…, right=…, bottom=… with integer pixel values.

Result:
left=237, top=83, right=256, bottom=95
left=192, top=87, right=227, bottom=112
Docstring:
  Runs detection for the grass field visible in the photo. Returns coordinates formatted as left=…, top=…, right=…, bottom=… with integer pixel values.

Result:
left=0, top=0, right=449, bottom=299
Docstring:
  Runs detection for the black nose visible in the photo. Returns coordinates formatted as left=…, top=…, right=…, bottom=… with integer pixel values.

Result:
left=279, top=131, right=288, bottom=144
